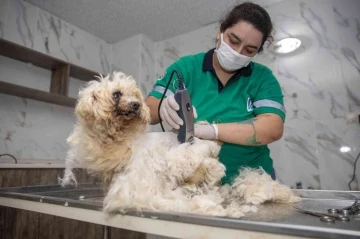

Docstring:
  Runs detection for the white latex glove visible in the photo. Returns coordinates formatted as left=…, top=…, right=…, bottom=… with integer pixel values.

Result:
left=194, top=124, right=218, bottom=140
left=159, top=94, right=197, bottom=129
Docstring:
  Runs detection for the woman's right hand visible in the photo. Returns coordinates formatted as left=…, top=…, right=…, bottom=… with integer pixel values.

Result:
left=159, top=95, right=183, bottom=129
left=159, top=95, right=198, bottom=129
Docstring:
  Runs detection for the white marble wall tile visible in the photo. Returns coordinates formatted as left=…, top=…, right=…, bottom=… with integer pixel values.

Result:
left=0, top=0, right=9, bottom=39
left=297, top=0, right=339, bottom=51
left=267, top=0, right=347, bottom=122
left=268, top=139, right=287, bottom=183
left=59, top=20, right=111, bottom=74
left=112, top=34, right=141, bottom=81
left=34, top=7, right=111, bottom=75
left=3, top=0, right=38, bottom=49
left=139, top=34, right=155, bottom=96
left=22, top=99, right=74, bottom=160
left=33, top=9, right=65, bottom=61
left=339, top=47, right=360, bottom=113
left=275, top=53, right=347, bottom=121
left=0, top=93, right=74, bottom=160
left=316, top=120, right=360, bottom=190
left=0, top=94, right=29, bottom=157
left=332, top=0, right=360, bottom=20
left=283, top=120, right=320, bottom=189
left=333, top=0, right=360, bottom=114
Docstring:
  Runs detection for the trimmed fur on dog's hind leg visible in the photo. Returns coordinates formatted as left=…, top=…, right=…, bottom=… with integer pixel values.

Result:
left=230, top=167, right=301, bottom=205
left=60, top=148, right=79, bottom=187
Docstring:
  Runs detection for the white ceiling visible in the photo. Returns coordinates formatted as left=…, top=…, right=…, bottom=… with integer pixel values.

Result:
left=26, top=0, right=285, bottom=43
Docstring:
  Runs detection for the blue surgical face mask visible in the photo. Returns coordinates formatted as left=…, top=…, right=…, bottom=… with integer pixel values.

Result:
left=215, top=33, right=256, bottom=71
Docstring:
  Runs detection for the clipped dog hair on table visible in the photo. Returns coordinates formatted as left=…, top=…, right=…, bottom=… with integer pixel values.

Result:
left=62, top=71, right=300, bottom=218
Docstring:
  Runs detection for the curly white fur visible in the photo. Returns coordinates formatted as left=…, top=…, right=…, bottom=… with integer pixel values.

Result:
left=223, top=168, right=301, bottom=206
left=62, top=71, right=300, bottom=218
left=104, top=132, right=232, bottom=216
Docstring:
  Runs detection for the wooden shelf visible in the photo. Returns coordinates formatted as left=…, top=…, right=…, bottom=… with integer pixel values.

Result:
left=0, top=81, right=77, bottom=107
left=0, top=38, right=103, bottom=107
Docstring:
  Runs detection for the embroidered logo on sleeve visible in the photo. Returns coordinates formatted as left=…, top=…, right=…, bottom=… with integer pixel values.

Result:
left=247, top=98, right=254, bottom=112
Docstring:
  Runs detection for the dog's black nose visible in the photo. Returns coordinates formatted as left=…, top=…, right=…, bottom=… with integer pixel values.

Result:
left=131, top=102, right=140, bottom=110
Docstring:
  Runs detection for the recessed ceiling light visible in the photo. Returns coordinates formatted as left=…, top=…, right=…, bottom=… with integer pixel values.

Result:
left=340, top=146, right=351, bottom=153
left=273, top=38, right=301, bottom=54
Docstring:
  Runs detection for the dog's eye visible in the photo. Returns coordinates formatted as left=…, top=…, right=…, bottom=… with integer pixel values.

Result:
left=113, top=91, right=122, bottom=100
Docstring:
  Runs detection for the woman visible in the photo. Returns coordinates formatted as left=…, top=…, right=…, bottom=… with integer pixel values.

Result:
left=145, top=2, right=284, bottom=185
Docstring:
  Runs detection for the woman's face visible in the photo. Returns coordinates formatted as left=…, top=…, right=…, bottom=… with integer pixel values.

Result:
left=217, top=21, right=263, bottom=57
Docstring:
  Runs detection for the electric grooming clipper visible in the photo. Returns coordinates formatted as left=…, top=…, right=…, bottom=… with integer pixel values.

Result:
left=174, top=72, right=194, bottom=144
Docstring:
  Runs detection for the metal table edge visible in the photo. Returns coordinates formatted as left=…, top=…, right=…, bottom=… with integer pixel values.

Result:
left=1, top=189, right=360, bottom=239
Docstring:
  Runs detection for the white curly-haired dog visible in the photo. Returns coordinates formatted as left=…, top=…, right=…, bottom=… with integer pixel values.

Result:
left=61, top=71, right=151, bottom=188
left=62, top=71, right=299, bottom=218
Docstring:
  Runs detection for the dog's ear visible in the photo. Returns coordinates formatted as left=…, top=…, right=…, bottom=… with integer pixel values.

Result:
left=75, top=93, right=96, bottom=121
left=75, top=81, right=100, bottom=121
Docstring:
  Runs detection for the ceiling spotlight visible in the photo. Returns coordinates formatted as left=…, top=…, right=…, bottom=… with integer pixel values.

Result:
left=340, top=146, right=351, bottom=153
left=273, top=38, right=301, bottom=54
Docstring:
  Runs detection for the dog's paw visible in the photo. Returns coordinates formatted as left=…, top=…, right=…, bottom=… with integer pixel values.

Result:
left=60, top=169, right=78, bottom=187
left=201, top=158, right=225, bottom=186
left=191, top=138, right=221, bottom=158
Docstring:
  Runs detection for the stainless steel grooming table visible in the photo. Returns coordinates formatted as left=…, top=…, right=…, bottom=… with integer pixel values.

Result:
left=0, top=184, right=359, bottom=239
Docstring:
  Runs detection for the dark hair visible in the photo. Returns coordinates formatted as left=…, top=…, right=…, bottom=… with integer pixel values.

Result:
left=220, top=2, right=273, bottom=52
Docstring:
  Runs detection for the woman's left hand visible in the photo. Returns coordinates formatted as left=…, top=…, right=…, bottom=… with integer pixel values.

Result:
left=194, top=124, right=217, bottom=140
